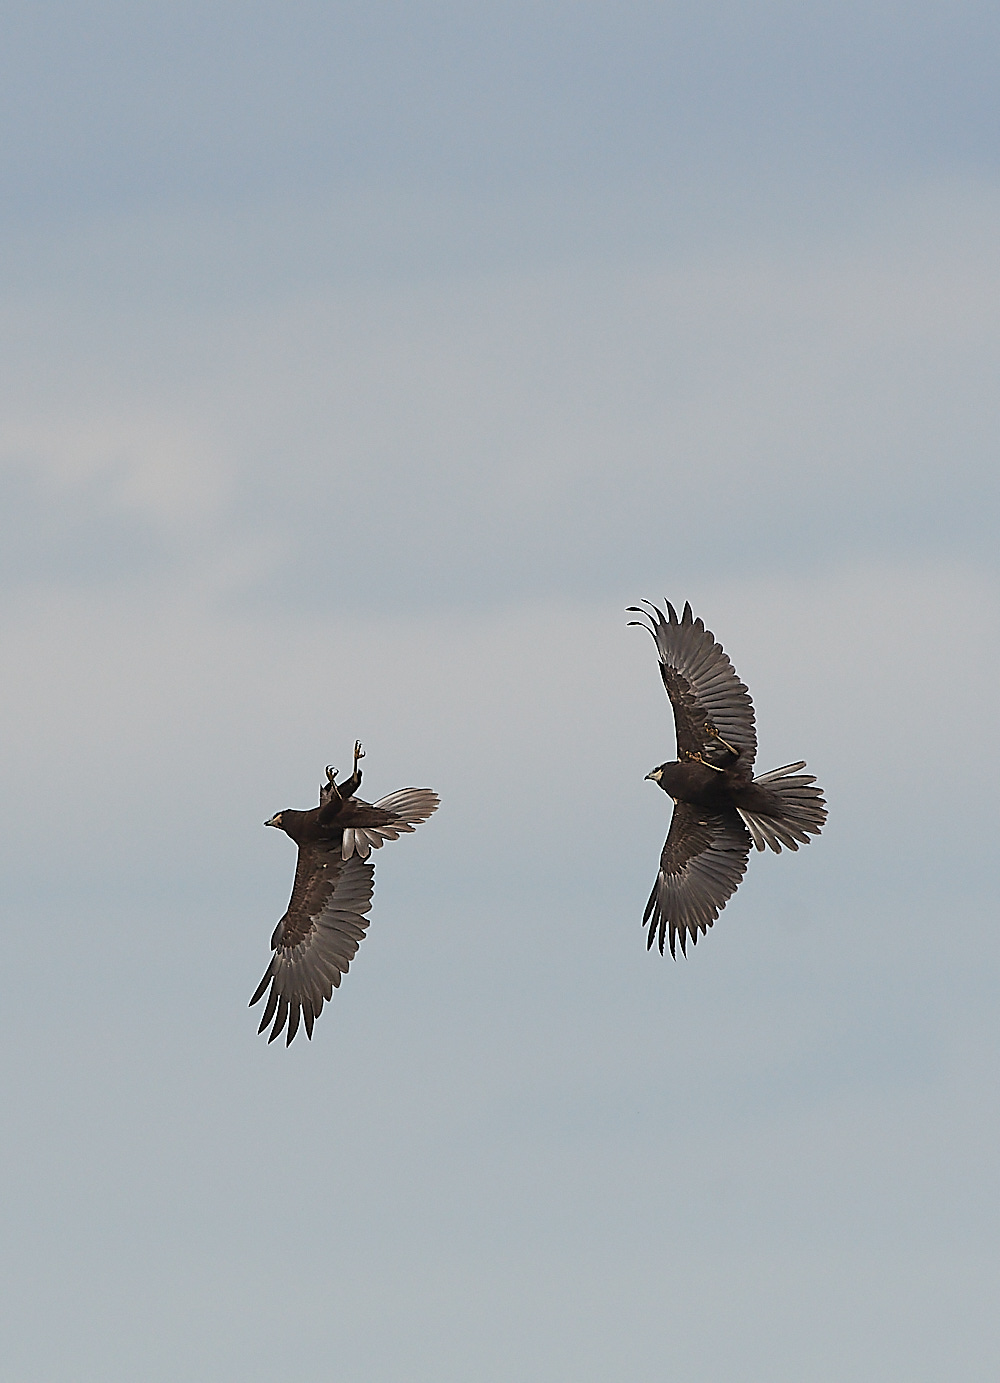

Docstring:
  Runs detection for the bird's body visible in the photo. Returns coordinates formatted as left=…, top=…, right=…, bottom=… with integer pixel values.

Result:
left=653, top=759, right=740, bottom=807
left=628, top=600, right=826, bottom=957
left=251, top=742, right=438, bottom=1044
left=652, top=759, right=803, bottom=816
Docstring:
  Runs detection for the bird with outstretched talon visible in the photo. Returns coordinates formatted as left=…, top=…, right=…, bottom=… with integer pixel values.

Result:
left=251, top=741, right=439, bottom=1045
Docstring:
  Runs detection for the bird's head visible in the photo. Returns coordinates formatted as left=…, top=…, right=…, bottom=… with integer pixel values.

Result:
left=264, top=812, right=286, bottom=830
left=645, top=765, right=665, bottom=784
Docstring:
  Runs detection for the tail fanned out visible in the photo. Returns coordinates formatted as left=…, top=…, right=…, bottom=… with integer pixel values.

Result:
left=737, top=761, right=827, bottom=853
left=341, top=788, right=440, bottom=860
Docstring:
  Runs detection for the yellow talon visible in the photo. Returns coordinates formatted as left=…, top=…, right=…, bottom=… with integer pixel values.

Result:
left=692, top=751, right=724, bottom=773
left=705, top=722, right=739, bottom=756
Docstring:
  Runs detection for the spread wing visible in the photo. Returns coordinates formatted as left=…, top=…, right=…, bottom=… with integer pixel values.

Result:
left=249, top=844, right=375, bottom=1045
left=643, top=803, right=751, bottom=958
left=628, top=600, right=757, bottom=769
left=338, top=788, right=439, bottom=861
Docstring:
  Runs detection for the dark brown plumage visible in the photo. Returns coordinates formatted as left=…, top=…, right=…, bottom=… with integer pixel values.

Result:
left=628, top=601, right=826, bottom=958
left=251, top=742, right=439, bottom=1044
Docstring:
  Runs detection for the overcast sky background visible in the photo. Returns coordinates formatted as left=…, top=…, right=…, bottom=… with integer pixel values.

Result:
left=2, top=3, right=999, bottom=1379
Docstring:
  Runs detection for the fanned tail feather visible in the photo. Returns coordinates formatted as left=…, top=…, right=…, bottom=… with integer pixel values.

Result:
left=737, top=761, right=827, bottom=853
left=342, top=788, right=440, bottom=860
left=372, top=787, right=440, bottom=824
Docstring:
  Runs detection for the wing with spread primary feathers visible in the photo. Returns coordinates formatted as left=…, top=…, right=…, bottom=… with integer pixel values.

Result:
left=644, top=802, right=751, bottom=958
left=250, top=844, right=375, bottom=1045
left=628, top=600, right=757, bottom=769
left=338, top=788, right=440, bottom=860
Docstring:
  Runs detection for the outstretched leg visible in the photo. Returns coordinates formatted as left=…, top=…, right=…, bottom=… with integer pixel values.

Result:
left=704, top=721, right=741, bottom=758
left=333, top=740, right=365, bottom=802
left=321, top=764, right=342, bottom=805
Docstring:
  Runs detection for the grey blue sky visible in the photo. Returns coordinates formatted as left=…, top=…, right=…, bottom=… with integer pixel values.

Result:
left=2, top=4, right=998, bottom=1380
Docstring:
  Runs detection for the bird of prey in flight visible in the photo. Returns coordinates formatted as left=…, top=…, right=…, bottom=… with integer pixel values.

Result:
left=251, top=742, right=439, bottom=1044
left=628, top=601, right=826, bottom=958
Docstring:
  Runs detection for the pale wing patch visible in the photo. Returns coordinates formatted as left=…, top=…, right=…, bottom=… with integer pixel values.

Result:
left=644, top=804, right=751, bottom=958
left=250, top=854, right=375, bottom=1045
left=628, top=600, right=757, bottom=766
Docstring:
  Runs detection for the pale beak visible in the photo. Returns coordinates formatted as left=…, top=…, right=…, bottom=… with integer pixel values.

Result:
left=645, top=769, right=662, bottom=782
left=264, top=815, right=281, bottom=828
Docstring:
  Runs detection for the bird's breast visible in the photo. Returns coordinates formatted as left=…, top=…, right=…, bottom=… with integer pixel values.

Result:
left=658, top=761, right=736, bottom=807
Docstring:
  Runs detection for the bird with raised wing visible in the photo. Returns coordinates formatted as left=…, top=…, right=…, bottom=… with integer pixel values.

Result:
left=251, top=741, right=439, bottom=1044
left=628, top=601, right=826, bottom=958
